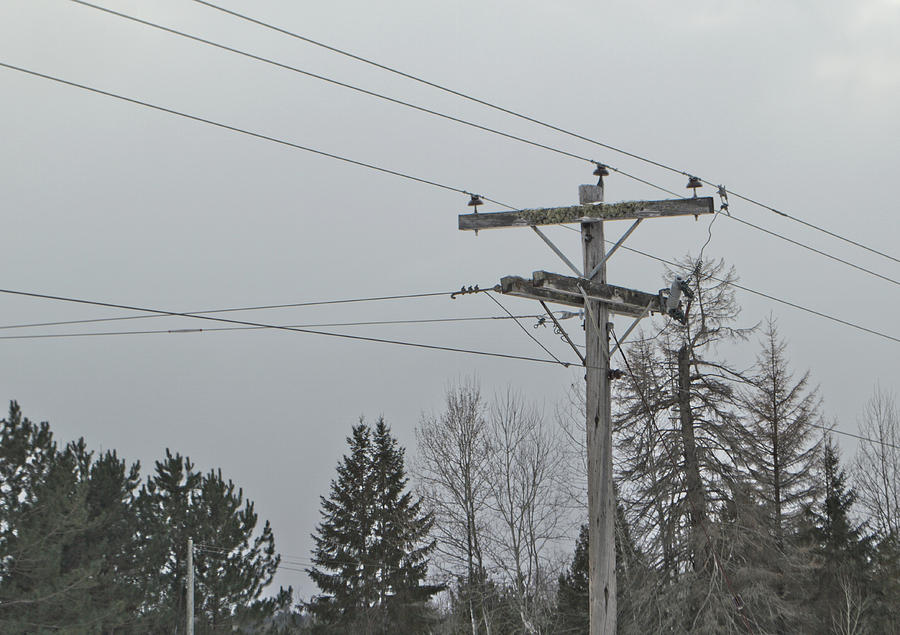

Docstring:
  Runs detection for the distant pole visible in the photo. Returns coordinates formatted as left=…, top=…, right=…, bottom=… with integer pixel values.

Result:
left=581, top=189, right=616, bottom=635
left=187, top=537, right=194, bottom=635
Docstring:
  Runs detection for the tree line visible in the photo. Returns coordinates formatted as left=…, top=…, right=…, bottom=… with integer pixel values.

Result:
left=2, top=256, right=899, bottom=633
left=0, top=403, right=289, bottom=633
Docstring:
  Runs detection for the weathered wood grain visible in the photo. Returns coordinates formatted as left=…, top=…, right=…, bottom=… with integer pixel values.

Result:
left=459, top=197, right=713, bottom=231
left=533, top=271, right=660, bottom=315
left=498, top=272, right=660, bottom=317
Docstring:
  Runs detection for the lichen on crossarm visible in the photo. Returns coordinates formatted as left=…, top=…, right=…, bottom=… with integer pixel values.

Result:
left=517, top=201, right=645, bottom=225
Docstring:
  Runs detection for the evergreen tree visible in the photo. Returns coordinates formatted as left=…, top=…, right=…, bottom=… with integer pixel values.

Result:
left=0, top=404, right=142, bottom=632
left=137, top=449, right=287, bottom=632
left=0, top=401, right=56, bottom=562
left=555, top=524, right=588, bottom=633
left=556, top=509, right=651, bottom=635
left=308, top=418, right=440, bottom=633
left=808, top=437, right=874, bottom=632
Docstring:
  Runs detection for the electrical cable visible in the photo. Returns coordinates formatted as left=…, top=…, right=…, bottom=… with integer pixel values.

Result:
left=484, top=291, right=569, bottom=367
left=71, top=0, right=900, bottom=292
left=619, top=242, right=900, bottom=345
left=0, top=291, right=460, bottom=331
left=68, top=0, right=594, bottom=165
left=0, top=313, right=551, bottom=341
left=807, top=421, right=900, bottom=452
left=5, top=44, right=894, bottom=290
left=0, top=63, right=895, bottom=345
left=560, top=225, right=899, bottom=345
left=0, top=61, right=514, bottom=212
left=723, top=214, right=900, bottom=287
left=0, top=286, right=576, bottom=366
left=188, top=0, right=897, bottom=266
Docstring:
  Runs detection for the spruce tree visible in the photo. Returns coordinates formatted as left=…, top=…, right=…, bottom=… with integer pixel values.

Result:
left=555, top=524, right=589, bottom=633
left=808, top=437, right=874, bottom=632
left=308, top=418, right=439, bottom=633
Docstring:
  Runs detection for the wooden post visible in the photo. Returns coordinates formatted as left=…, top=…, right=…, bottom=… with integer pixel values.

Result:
left=582, top=196, right=616, bottom=634
left=187, top=537, right=194, bottom=635
left=457, top=188, right=712, bottom=635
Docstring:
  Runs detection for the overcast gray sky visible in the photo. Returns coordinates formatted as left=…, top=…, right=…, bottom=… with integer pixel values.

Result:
left=1, top=0, right=898, bottom=600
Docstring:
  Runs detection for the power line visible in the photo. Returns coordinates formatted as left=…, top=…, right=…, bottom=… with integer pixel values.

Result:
left=5, top=38, right=894, bottom=293
left=561, top=225, right=899, bottom=345
left=82, top=0, right=703, bottom=221
left=723, top=214, right=900, bottom=287
left=0, top=61, right=514, bottom=211
left=484, top=291, right=569, bottom=367
left=0, top=290, right=462, bottom=331
left=808, top=421, right=900, bottom=452
left=67, top=0, right=900, bottom=291
left=188, top=0, right=898, bottom=266
left=619, top=242, right=900, bottom=345
left=0, top=286, right=578, bottom=366
left=68, top=0, right=593, bottom=165
left=0, top=313, right=552, bottom=341
left=1, top=63, right=896, bottom=344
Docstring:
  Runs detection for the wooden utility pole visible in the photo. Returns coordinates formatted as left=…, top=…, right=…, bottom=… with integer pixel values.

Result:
left=581, top=201, right=616, bottom=631
left=459, top=181, right=713, bottom=634
left=187, top=537, right=194, bottom=635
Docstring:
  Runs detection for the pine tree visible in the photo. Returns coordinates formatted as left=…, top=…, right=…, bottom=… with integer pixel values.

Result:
left=137, top=449, right=287, bottom=632
left=0, top=404, right=142, bottom=631
left=308, top=418, right=439, bottom=633
left=0, top=401, right=56, bottom=562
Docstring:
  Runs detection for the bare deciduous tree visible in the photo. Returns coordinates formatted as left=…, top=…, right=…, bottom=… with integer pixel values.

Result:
left=417, top=383, right=575, bottom=634
left=415, top=379, right=492, bottom=634
left=483, top=389, right=569, bottom=633
left=854, top=385, right=900, bottom=542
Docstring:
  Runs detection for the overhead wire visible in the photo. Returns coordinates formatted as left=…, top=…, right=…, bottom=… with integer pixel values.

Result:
left=620, top=242, right=900, bottom=345
left=0, top=291, right=461, bottom=331
left=725, top=214, right=900, bottom=287
left=79, top=0, right=871, bottom=285
left=67, top=0, right=594, bottom=165
left=186, top=0, right=898, bottom=266
left=563, top=173, right=900, bottom=288
left=807, top=421, right=900, bottom=452
left=483, top=291, right=569, bottom=367
left=558, top=225, right=900, bottom=345
left=0, top=286, right=576, bottom=366
left=4, top=18, right=896, bottom=294
left=6, top=277, right=898, bottom=452
left=0, top=61, right=514, bottom=212
left=0, top=313, right=554, bottom=341
left=71, top=0, right=900, bottom=291
left=0, top=61, right=896, bottom=345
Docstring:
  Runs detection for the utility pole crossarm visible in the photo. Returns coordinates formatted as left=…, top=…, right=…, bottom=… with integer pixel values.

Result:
left=535, top=271, right=661, bottom=316
left=460, top=177, right=706, bottom=635
left=459, top=197, right=713, bottom=231
left=499, top=271, right=661, bottom=317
